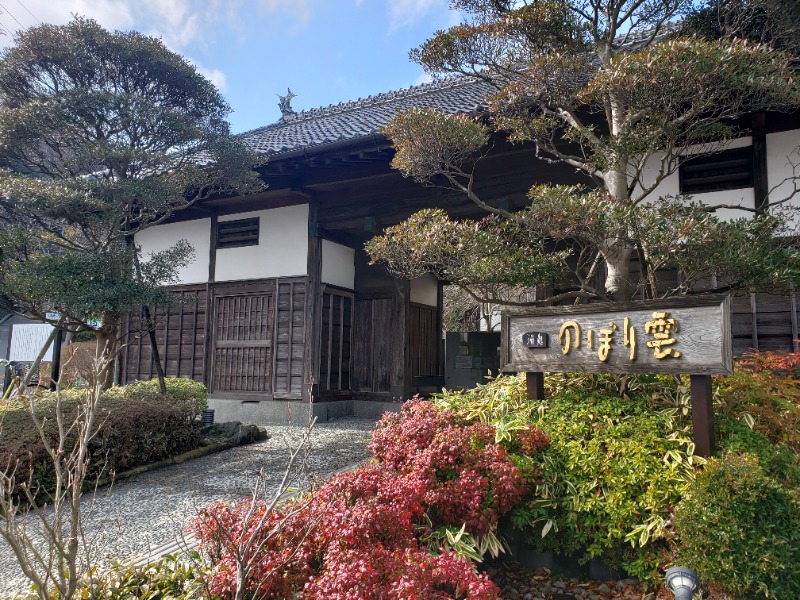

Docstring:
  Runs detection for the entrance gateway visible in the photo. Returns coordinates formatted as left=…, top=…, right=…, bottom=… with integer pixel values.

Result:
left=501, top=295, right=732, bottom=457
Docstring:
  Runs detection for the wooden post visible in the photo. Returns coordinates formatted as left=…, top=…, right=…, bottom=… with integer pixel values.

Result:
left=526, top=371, right=545, bottom=401
left=303, top=200, right=323, bottom=402
left=203, top=213, right=218, bottom=390
left=690, top=374, right=715, bottom=457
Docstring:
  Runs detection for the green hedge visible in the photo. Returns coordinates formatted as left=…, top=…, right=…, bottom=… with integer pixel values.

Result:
left=435, top=374, right=698, bottom=584
left=0, top=378, right=207, bottom=499
left=434, top=364, right=800, bottom=591
left=674, top=453, right=800, bottom=599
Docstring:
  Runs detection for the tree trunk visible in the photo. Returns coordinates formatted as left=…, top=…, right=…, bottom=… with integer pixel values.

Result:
left=96, top=311, right=119, bottom=390
left=130, top=247, right=166, bottom=393
left=602, top=244, right=635, bottom=301
left=143, top=305, right=168, bottom=394
left=602, top=167, right=636, bottom=301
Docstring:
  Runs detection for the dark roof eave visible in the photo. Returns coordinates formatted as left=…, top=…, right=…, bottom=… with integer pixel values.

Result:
left=260, top=132, right=389, bottom=164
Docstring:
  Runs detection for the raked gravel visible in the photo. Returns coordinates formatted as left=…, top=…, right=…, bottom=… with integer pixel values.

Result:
left=0, top=417, right=374, bottom=598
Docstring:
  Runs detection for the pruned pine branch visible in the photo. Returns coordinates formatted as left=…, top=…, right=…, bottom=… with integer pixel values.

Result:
left=377, top=0, right=800, bottom=302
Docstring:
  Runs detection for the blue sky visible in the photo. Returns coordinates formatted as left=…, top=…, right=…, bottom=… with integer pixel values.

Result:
left=0, top=0, right=461, bottom=133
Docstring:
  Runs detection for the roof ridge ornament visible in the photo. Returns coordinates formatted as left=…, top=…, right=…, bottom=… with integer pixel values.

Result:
left=278, top=88, right=297, bottom=118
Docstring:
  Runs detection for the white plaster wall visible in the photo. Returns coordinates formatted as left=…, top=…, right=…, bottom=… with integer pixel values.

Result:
left=411, top=273, right=438, bottom=307
left=636, top=137, right=755, bottom=221
left=321, top=240, right=355, bottom=290
left=215, top=205, right=309, bottom=282
left=135, top=218, right=210, bottom=285
left=767, top=130, right=800, bottom=210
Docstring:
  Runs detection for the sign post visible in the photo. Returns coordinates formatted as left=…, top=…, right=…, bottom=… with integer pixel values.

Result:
left=501, top=295, right=732, bottom=457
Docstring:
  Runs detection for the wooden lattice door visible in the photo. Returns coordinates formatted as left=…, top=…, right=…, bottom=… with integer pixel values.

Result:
left=212, top=292, right=274, bottom=393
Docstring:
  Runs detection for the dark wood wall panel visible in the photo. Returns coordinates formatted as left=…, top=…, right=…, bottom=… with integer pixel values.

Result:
left=212, top=292, right=274, bottom=394
left=372, top=298, right=395, bottom=393
left=124, top=278, right=308, bottom=399
left=351, top=299, right=374, bottom=392
left=319, top=288, right=353, bottom=393
left=124, top=286, right=207, bottom=384
left=729, top=291, right=798, bottom=354
left=351, top=298, right=393, bottom=393
left=274, top=280, right=307, bottom=398
left=410, top=304, right=439, bottom=377
left=351, top=294, right=406, bottom=395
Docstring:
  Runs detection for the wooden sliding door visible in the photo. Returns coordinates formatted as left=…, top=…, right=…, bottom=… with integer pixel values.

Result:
left=212, top=290, right=274, bottom=394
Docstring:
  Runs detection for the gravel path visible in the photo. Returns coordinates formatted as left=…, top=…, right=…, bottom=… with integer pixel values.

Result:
left=0, top=417, right=374, bottom=598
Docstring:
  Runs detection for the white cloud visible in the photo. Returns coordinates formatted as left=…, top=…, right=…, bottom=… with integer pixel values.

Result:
left=194, top=63, right=228, bottom=93
left=0, top=0, right=228, bottom=93
left=138, top=0, right=202, bottom=50
left=0, top=0, right=217, bottom=51
left=0, top=0, right=134, bottom=45
left=388, top=0, right=449, bottom=31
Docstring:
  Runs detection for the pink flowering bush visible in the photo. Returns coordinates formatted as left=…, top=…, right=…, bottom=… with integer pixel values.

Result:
left=192, top=399, right=539, bottom=599
left=513, top=424, right=551, bottom=456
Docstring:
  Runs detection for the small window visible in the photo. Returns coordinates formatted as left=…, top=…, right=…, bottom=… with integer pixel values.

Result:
left=217, top=218, right=259, bottom=249
left=679, top=146, right=753, bottom=194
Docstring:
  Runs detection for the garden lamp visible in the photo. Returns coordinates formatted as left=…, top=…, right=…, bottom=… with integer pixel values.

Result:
left=665, top=566, right=699, bottom=600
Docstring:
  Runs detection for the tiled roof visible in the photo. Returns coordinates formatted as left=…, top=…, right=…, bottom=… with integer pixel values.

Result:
left=238, top=24, right=680, bottom=158
left=239, top=76, right=497, bottom=157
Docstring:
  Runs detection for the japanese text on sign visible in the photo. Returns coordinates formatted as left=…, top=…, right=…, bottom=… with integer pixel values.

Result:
left=502, top=296, right=732, bottom=375
left=558, top=312, right=681, bottom=363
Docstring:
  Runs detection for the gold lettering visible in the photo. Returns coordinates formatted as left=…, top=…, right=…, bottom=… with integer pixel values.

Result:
left=597, top=322, right=617, bottom=362
left=644, top=311, right=682, bottom=359
left=559, top=321, right=581, bottom=355
left=623, top=317, right=637, bottom=361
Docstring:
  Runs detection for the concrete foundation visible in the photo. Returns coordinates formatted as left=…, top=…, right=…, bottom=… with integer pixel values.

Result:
left=207, top=397, right=403, bottom=426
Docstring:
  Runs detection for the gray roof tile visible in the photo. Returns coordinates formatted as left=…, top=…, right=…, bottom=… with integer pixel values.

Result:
left=239, top=76, right=496, bottom=156
left=238, top=24, right=680, bottom=158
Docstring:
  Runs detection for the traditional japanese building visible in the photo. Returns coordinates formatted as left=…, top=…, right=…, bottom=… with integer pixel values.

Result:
left=127, top=76, right=800, bottom=422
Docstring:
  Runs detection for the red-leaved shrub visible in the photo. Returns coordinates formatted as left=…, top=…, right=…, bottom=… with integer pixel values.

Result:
left=192, top=399, right=538, bottom=599
left=368, top=398, right=530, bottom=535
left=194, top=498, right=318, bottom=598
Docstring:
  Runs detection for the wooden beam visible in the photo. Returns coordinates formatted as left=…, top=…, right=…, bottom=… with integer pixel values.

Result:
left=792, top=288, right=799, bottom=353
left=436, top=279, right=444, bottom=376
left=750, top=293, right=760, bottom=350
left=204, top=214, right=218, bottom=390
left=392, top=277, right=411, bottom=400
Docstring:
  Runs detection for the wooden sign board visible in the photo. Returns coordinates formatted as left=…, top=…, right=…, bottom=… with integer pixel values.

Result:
left=501, top=295, right=732, bottom=376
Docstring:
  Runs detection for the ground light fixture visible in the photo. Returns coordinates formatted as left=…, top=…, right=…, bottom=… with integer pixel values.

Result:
left=665, top=566, right=699, bottom=600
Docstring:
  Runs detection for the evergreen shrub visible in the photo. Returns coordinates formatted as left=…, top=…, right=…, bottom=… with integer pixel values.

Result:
left=434, top=359, right=800, bottom=590
left=0, top=377, right=206, bottom=498
left=9, top=554, right=210, bottom=599
left=674, top=453, right=800, bottom=599
left=435, top=374, right=699, bottom=584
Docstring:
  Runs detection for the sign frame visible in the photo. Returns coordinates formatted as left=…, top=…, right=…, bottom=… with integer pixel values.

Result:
left=501, top=295, right=732, bottom=376
left=500, top=295, right=732, bottom=458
